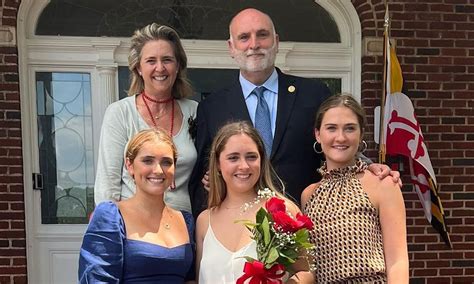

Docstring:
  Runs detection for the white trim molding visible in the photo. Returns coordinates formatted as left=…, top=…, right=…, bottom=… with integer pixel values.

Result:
left=18, top=0, right=363, bottom=282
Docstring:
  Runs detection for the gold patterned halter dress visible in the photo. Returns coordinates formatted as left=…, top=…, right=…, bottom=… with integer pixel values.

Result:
left=304, top=160, right=387, bottom=283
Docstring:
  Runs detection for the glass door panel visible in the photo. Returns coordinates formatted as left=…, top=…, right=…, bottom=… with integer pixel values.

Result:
left=118, top=66, right=341, bottom=101
left=36, top=72, right=95, bottom=224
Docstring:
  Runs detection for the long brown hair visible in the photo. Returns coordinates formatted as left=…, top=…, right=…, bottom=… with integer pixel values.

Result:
left=207, top=121, right=285, bottom=208
left=127, top=23, right=193, bottom=98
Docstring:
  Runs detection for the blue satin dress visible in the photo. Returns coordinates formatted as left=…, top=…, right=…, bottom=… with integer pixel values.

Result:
left=78, top=201, right=195, bottom=283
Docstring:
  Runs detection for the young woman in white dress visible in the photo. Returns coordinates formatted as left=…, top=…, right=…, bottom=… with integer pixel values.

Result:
left=195, top=121, right=314, bottom=283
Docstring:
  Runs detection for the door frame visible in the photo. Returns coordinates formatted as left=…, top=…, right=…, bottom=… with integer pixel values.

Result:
left=18, top=0, right=362, bottom=282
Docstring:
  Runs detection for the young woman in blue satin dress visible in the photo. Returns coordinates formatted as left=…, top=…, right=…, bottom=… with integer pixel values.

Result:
left=78, top=129, right=195, bottom=283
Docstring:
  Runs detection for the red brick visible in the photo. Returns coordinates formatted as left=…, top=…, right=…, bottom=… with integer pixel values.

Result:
left=0, top=258, right=11, bottom=265
left=1, top=18, right=17, bottom=27
left=0, top=194, right=23, bottom=201
left=424, top=278, right=452, bottom=284
left=440, top=252, right=464, bottom=259
left=431, top=4, right=455, bottom=12
left=440, top=268, right=464, bottom=275
left=0, top=176, right=23, bottom=183
left=0, top=267, right=26, bottom=275
left=454, top=57, right=474, bottom=65
left=414, top=235, right=440, bottom=243
left=4, top=0, right=20, bottom=9
left=11, top=221, right=25, bottom=230
left=431, top=21, right=456, bottom=30
left=12, top=275, right=27, bottom=284
left=441, top=65, right=466, bottom=73
left=425, top=260, right=451, bottom=268
left=443, top=83, right=468, bottom=90
left=455, top=108, right=474, bottom=116
left=11, top=240, right=25, bottom=248
left=442, top=48, right=468, bottom=56
left=440, top=152, right=464, bottom=159
left=0, top=213, right=24, bottom=222
left=0, top=248, right=25, bottom=257
left=413, top=268, right=439, bottom=276
left=427, top=73, right=453, bottom=81
left=452, top=277, right=474, bottom=282
left=443, top=14, right=467, bottom=22
left=11, top=258, right=26, bottom=267
left=443, top=100, right=468, bottom=107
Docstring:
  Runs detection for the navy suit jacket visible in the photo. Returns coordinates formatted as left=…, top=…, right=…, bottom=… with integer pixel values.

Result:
left=189, top=68, right=331, bottom=217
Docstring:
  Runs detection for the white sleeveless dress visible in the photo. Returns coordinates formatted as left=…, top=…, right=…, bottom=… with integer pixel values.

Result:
left=198, top=212, right=257, bottom=284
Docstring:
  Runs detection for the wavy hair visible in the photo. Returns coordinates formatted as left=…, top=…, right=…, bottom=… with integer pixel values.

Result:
left=207, top=121, right=285, bottom=208
left=127, top=23, right=193, bottom=99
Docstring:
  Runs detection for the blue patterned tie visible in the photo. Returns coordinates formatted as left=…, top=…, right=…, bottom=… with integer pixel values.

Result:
left=253, top=86, right=273, bottom=156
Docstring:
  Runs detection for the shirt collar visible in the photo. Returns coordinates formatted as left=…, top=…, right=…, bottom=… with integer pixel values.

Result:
left=239, top=68, right=278, bottom=99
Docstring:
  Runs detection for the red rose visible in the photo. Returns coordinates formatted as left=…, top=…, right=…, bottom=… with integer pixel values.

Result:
left=265, top=197, right=286, bottom=214
left=295, top=213, right=314, bottom=231
left=271, top=211, right=299, bottom=233
left=271, top=211, right=314, bottom=233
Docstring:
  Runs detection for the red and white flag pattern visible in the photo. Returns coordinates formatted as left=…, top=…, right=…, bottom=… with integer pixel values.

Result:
left=381, top=27, right=451, bottom=247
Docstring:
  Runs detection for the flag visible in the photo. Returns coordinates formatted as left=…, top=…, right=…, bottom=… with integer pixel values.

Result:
left=380, top=10, right=452, bottom=248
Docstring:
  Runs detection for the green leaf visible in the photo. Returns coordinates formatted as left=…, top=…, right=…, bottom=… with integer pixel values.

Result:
left=261, top=216, right=270, bottom=245
left=280, top=249, right=298, bottom=261
left=266, top=247, right=279, bottom=263
left=294, top=229, right=310, bottom=244
left=242, top=256, right=257, bottom=263
left=255, top=208, right=268, bottom=223
left=301, top=242, right=315, bottom=249
left=236, top=219, right=257, bottom=227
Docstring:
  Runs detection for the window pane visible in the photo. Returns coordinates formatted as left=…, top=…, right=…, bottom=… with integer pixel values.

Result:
left=118, top=66, right=340, bottom=102
left=36, top=0, right=340, bottom=42
left=36, top=72, right=94, bottom=224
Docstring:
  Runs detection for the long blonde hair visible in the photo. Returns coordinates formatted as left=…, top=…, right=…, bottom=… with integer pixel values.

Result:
left=127, top=23, right=193, bottom=98
left=207, top=121, right=285, bottom=208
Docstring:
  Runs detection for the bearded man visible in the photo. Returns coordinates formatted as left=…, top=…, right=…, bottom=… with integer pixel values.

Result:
left=189, top=8, right=397, bottom=217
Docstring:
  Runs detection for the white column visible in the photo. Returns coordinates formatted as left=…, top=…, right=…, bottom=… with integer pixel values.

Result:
left=97, top=65, right=118, bottom=105
left=91, top=39, right=121, bottom=168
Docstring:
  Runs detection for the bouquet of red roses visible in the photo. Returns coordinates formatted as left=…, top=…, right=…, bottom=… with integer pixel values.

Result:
left=237, top=196, right=314, bottom=284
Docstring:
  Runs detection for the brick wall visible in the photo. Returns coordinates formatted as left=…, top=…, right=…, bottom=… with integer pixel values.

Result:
left=0, top=0, right=26, bottom=283
left=353, top=0, right=474, bottom=282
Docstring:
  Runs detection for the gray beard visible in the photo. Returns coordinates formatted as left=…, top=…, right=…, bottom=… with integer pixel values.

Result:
left=233, top=45, right=277, bottom=73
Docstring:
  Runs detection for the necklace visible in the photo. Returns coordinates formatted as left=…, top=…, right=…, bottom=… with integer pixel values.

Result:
left=163, top=206, right=173, bottom=230
left=222, top=196, right=259, bottom=211
left=223, top=204, right=244, bottom=210
left=142, top=92, right=173, bottom=104
left=224, top=188, right=277, bottom=213
left=142, top=92, right=174, bottom=137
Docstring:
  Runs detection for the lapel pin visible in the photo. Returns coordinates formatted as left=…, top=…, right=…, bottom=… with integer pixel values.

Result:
left=288, top=85, right=295, bottom=93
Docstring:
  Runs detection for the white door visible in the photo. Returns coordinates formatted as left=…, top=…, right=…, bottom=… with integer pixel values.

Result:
left=27, top=71, right=96, bottom=284
left=18, top=1, right=360, bottom=283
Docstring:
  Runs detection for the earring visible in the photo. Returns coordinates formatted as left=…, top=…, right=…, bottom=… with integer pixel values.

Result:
left=138, top=71, right=142, bottom=76
left=358, top=140, right=368, bottom=153
left=170, top=179, right=176, bottom=191
left=313, top=141, right=323, bottom=154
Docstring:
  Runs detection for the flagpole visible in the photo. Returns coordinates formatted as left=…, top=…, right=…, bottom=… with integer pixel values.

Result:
left=378, top=1, right=390, bottom=163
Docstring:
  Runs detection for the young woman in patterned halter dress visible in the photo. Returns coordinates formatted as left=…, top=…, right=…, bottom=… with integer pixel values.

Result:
left=301, top=94, right=409, bottom=283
